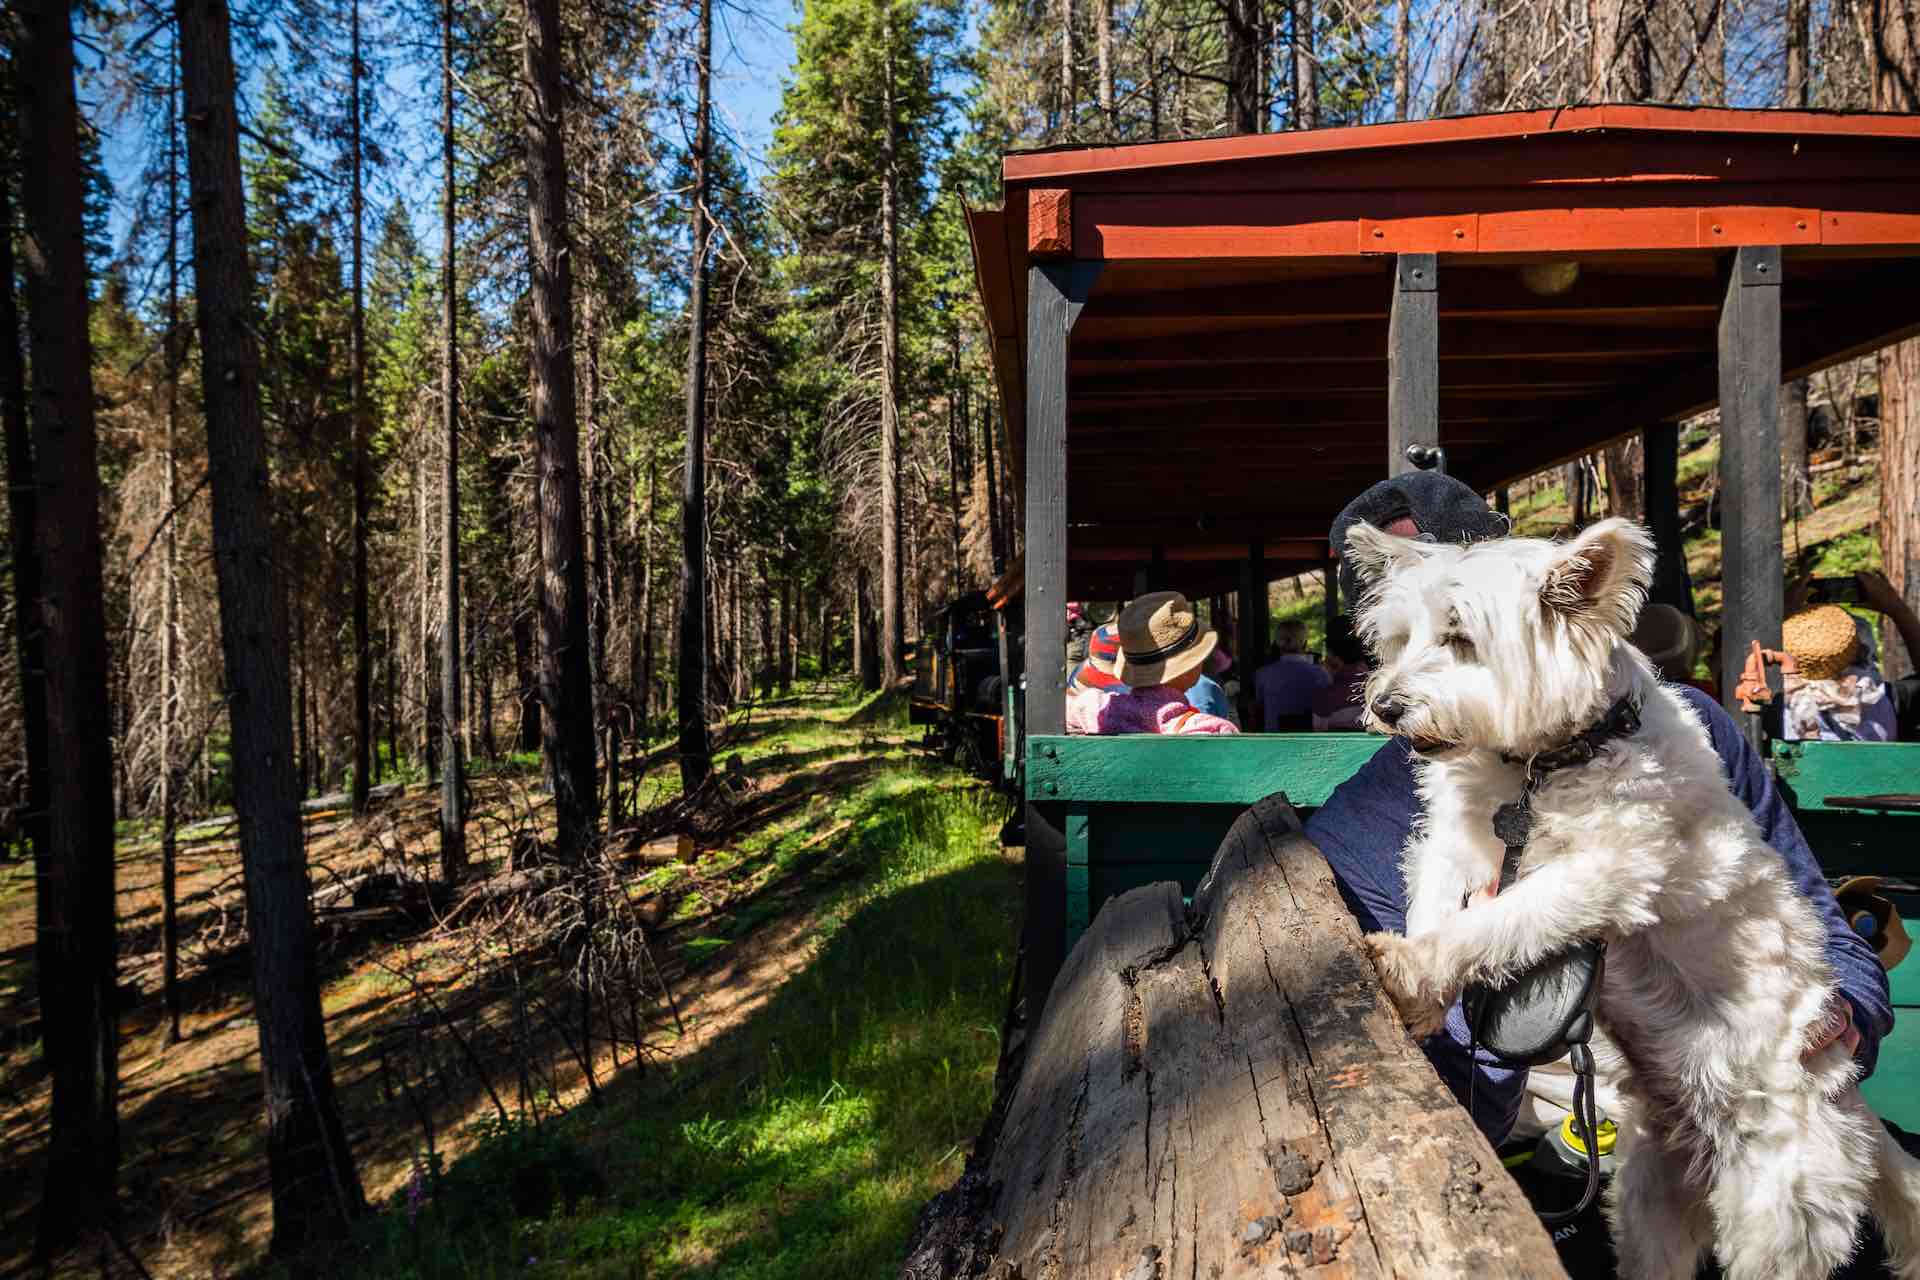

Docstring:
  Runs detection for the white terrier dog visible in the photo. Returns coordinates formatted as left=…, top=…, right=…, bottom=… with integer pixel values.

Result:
left=1343, top=516, right=1920, bottom=1280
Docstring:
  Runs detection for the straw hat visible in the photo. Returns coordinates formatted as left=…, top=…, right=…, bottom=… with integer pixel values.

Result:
left=1782, top=605, right=1860, bottom=680
left=1114, top=591, right=1218, bottom=688
left=1631, top=603, right=1698, bottom=680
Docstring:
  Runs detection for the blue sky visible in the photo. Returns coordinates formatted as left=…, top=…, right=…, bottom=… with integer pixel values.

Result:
left=713, top=0, right=799, bottom=180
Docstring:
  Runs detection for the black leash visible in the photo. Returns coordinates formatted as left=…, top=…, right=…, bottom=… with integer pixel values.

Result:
left=1463, top=693, right=1641, bottom=1224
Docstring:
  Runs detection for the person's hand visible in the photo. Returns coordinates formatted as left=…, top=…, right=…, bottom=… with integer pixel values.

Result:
left=1856, top=570, right=1905, bottom=615
left=1803, top=995, right=1861, bottom=1065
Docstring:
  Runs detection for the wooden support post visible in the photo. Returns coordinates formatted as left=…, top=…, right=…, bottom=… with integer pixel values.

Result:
left=1024, top=258, right=1101, bottom=1017
left=1495, top=487, right=1510, bottom=518
left=1388, top=253, right=1439, bottom=476
left=1644, top=422, right=1695, bottom=616
left=1717, top=247, right=1784, bottom=743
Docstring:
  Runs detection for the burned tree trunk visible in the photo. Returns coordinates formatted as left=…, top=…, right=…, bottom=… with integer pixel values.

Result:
left=177, top=0, right=366, bottom=1248
left=903, top=796, right=1563, bottom=1279
left=523, top=0, right=599, bottom=851
left=14, top=0, right=121, bottom=1251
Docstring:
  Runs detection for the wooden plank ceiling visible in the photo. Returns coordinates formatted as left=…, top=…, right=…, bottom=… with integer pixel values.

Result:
left=965, top=106, right=1920, bottom=600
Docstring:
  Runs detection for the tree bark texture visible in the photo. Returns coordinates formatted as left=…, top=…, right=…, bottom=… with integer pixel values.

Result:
left=1394, top=0, right=1411, bottom=117
left=161, top=57, right=184, bottom=1045
left=349, top=0, right=372, bottom=817
left=1096, top=0, right=1114, bottom=127
left=16, top=0, right=122, bottom=1254
left=1226, top=0, right=1263, bottom=133
left=440, top=0, right=467, bottom=877
left=1782, top=378, right=1812, bottom=520
left=1604, top=437, right=1644, bottom=521
left=177, top=0, right=366, bottom=1248
left=523, top=0, right=599, bottom=854
left=678, top=0, right=715, bottom=791
left=1866, top=0, right=1919, bottom=678
left=1787, top=0, right=1811, bottom=104
left=901, top=796, right=1565, bottom=1279
left=880, top=6, right=905, bottom=688
left=1589, top=0, right=1653, bottom=99
left=1292, top=0, right=1318, bottom=127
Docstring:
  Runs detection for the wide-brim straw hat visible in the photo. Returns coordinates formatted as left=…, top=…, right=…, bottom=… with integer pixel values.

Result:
left=1783, top=605, right=1860, bottom=680
left=1115, top=591, right=1218, bottom=689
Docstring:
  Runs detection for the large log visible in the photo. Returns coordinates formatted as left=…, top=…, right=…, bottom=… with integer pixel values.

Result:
left=905, top=793, right=1564, bottom=1279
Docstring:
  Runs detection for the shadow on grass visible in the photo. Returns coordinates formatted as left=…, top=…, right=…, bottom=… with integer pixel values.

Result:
left=337, top=780, right=1019, bottom=1280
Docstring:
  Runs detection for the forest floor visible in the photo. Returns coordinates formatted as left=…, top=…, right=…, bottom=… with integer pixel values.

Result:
left=0, top=681, right=1020, bottom=1279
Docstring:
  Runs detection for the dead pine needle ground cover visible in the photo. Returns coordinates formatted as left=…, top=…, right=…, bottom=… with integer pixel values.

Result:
left=0, top=683, right=1019, bottom=1280
left=339, top=715, right=1019, bottom=1279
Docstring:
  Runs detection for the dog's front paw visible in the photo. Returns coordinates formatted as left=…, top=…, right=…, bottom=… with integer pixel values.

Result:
left=1363, top=932, right=1451, bottom=1038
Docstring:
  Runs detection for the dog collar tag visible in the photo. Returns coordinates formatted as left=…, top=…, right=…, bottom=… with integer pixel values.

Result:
left=1492, top=801, right=1532, bottom=850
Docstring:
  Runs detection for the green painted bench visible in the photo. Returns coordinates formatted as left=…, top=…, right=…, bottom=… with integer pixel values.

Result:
left=1027, top=732, right=1920, bottom=1127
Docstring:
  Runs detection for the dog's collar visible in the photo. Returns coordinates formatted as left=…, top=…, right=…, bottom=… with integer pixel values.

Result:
left=1490, top=693, right=1641, bottom=860
left=1503, top=693, right=1642, bottom=784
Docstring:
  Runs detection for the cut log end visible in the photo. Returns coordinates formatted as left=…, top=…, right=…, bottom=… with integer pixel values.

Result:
left=904, top=793, right=1565, bottom=1280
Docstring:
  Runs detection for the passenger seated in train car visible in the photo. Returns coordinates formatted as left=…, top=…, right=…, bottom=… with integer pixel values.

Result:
left=1063, top=624, right=1122, bottom=734
left=1187, top=647, right=1240, bottom=728
left=1310, top=616, right=1371, bottom=731
left=1855, top=571, right=1920, bottom=741
left=1308, top=470, right=1889, bottom=1154
left=1073, top=591, right=1237, bottom=736
left=1252, top=620, right=1330, bottom=731
left=1774, top=604, right=1900, bottom=742
left=1629, top=602, right=1717, bottom=698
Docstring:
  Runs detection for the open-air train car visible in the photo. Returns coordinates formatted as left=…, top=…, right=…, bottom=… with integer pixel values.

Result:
left=964, top=105, right=1920, bottom=1128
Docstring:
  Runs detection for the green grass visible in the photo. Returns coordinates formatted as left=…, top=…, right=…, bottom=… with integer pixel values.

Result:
left=338, top=758, right=1016, bottom=1280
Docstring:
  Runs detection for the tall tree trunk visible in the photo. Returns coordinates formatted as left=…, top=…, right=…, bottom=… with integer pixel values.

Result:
left=1782, top=379, right=1813, bottom=518
left=418, top=452, right=439, bottom=781
left=678, top=0, right=715, bottom=791
left=1226, top=0, right=1263, bottom=133
left=1604, top=437, right=1644, bottom=520
left=1787, top=0, right=1811, bottom=104
left=1694, top=0, right=1725, bottom=103
left=778, top=573, right=793, bottom=690
left=1864, top=0, right=1918, bottom=677
left=349, top=0, right=372, bottom=816
left=1292, top=0, right=1318, bottom=127
left=17, top=0, right=121, bottom=1253
left=513, top=613, right=540, bottom=751
left=983, top=400, right=1004, bottom=573
left=1394, top=0, right=1412, bottom=117
left=880, top=6, right=905, bottom=689
left=1589, top=0, right=1653, bottom=99
left=524, top=0, right=598, bottom=856
left=1059, top=0, right=1075, bottom=134
left=1096, top=0, right=1114, bottom=128
left=176, top=0, right=365, bottom=1247
left=160, top=51, right=184, bottom=1046
left=637, top=449, right=657, bottom=740
left=440, top=0, right=466, bottom=878
left=947, top=378, right=964, bottom=589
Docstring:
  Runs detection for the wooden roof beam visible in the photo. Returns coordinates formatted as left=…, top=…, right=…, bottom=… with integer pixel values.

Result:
left=1071, top=322, right=1716, bottom=366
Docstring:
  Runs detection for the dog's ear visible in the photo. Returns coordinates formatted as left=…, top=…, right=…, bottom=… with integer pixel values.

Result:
left=1341, top=521, right=1435, bottom=594
left=1541, top=518, right=1656, bottom=634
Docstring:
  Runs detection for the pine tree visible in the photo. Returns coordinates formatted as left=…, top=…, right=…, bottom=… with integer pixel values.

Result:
left=14, top=0, right=121, bottom=1255
left=176, top=0, right=366, bottom=1246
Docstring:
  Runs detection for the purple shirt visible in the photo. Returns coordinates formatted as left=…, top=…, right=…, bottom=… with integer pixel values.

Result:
left=1254, top=654, right=1332, bottom=727
left=1304, top=685, right=1891, bottom=1144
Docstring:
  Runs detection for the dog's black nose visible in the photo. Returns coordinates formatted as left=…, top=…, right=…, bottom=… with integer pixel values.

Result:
left=1371, top=695, right=1407, bottom=726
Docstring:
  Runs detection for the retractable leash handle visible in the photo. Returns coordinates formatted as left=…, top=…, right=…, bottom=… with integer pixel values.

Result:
left=1462, top=791, right=1610, bottom=1223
